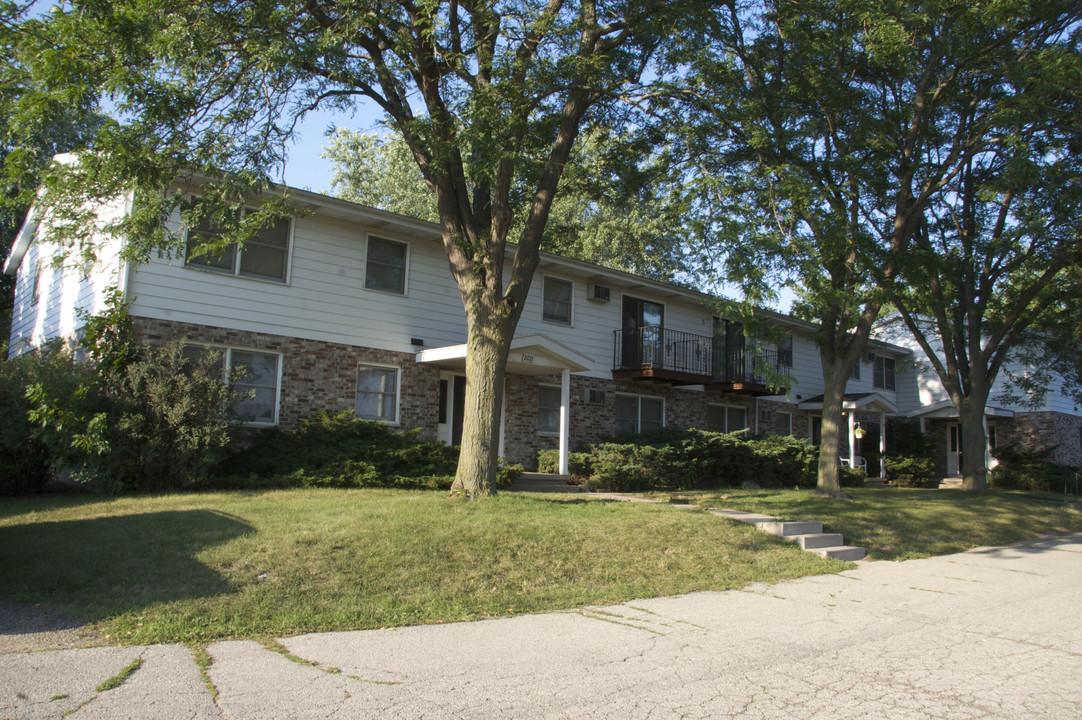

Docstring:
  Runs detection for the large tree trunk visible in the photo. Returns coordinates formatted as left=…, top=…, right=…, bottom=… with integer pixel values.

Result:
left=450, top=308, right=515, bottom=499
left=816, top=374, right=846, bottom=497
left=957, top=394, right=990, bottom=492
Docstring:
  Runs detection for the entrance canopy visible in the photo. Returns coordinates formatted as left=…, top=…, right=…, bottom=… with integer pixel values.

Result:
left=415, top=333, right=593, bottom=375
left=905, top=399, right=1015, bottom=420
left=797, top=392, right=898, bottom=415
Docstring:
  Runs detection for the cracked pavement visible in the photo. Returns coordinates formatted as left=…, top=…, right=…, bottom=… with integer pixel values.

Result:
left=3, top=535, right=1080, bottom=719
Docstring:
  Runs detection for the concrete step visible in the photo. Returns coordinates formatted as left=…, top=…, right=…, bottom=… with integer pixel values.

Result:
left=757, top=520, right=824, bottom=537
left=788, top=533, right=844, bottom=550
left=708, top=509, right=779, bottom=524
left=863, top=479, right=894, bottom=488
left=521, top=473, right=572, bottom=481
left=939, top=477, right=964, bottom=489
left=814, top=545, right=866, bottom=561
left=511, top=476, right=582, bottom=493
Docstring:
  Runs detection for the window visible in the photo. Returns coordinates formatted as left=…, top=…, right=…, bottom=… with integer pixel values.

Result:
left=29, top=261, right=41, bottom=306
left=775, top=411, right=793, bottom=436
left=537, top=385, right=561, bottom=434
left=542, top=276, right=573, bottom=325
left=707, top=404, right=748, bottom=434
left=182, top=344, right=280, bottom=424
left=231, top=350, right=281, bottom=423
left=356, top=364, right=399, bottom=422
left=776, top=334, right=793, bottom=368
left=850, top=362, right=861, bottom=381
left=365, top=236, right=408, bottom=294
left=873, top=355, right=896, bottom=391
left=615, top=394, right=664, bottom=434
left=185, top=211, right=291, bottom=282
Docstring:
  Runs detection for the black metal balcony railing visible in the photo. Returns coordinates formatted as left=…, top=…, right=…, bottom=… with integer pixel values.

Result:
left=613, top=328, right=791, bottom=385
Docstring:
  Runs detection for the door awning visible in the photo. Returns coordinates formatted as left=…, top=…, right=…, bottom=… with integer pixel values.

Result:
left=416, top=333, right=593, bottom=376
left=797, top=392, right=898, bottom=415
left=905, top=399, right=1015, bottom=420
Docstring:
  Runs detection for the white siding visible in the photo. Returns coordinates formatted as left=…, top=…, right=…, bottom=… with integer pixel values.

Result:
left=6, top=200, right=127, bottom=356
left=128, top=212, right=468, bottom=355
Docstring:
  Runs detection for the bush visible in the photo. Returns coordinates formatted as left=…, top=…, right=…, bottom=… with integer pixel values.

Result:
left=885, top=456, right=937, bottom=488
left=0, top=345, right=57, bottom=494
left=27, top=341, right=238, bottom=493
left=839, top=466, right=867, bottom=488
left=544, top=428, right=816, bottom=492
left=536, top=449, right=594, bottom=477
left=20, top=294, right=239, bottom=493
left=988, top=445, right=1066, bottom=492
left=209, top=411, right=459, bottom=490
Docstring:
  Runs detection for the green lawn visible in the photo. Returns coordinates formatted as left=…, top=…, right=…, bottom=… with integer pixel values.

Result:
left=681, top=487, right=1082, bottom=560
left=0, top=489, right=843, bottom=645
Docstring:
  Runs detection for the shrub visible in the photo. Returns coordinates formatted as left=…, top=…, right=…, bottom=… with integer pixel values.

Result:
left=988, top=445, right=1066, bottom=492
left=839, top=466, right=867, bottom=488
left=20, top=294, right=239, bottom=493
left=885, top=456, right=937, bottom=488
left=27, top=341, right=238, bottom=493
left=0, top=346, right=56, bottom=494
left=536, top=449, right=594, bottom=477
left=209, top=411, right=459, bottom=490
left=554, top=428, right=815, bottom=492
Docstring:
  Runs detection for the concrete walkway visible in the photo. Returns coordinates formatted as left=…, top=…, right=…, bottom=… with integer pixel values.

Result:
left=3, top=535, right=1081, bottom=719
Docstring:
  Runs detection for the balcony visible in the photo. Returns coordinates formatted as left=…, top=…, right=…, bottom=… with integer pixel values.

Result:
left=612, top=328, right=790, bottom=395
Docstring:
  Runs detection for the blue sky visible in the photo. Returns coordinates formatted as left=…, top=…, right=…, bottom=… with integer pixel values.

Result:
left=279, top=103, right=386, bottom=192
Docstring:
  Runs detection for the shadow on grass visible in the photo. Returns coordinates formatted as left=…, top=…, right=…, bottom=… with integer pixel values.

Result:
left=0, top=509, right=253, bottom=627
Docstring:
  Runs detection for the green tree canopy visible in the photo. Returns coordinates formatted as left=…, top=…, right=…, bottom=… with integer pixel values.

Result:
left=2, top=0, right=705, bottom=496
left=323, top=126, right=691, bottom=282
left=663, top=0, right=1081, bottom=494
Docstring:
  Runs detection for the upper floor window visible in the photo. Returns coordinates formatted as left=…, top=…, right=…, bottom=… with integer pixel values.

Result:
left=873, top=355, right=896, bottom=391
left=851, top=362, right=861, bottom=381
left=542, top=276, right=573, bottom=325
left=776, top=334, right=793, bottom=368
left=615, top=394, right=664, bottom=434
left=356, top=364, right=400, bottom=422
left=185, top=211, right=291, bottom=283
left=365, top=236, right=408, bottom=294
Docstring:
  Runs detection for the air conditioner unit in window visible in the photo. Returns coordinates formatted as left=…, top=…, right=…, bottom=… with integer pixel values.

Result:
left=585, top=388, right=607, bottom=405
left=588, top=284, right=611, bottom=302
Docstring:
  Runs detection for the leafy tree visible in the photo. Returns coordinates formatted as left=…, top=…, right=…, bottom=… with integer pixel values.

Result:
left=665, top=0, right=1080, bottom=495
left=4, top=0, right=702, bottom=497
left=323, top=129, right=439, bottom=223
left=0, top=2, right=105, bottom=339
left=323, top=126, right=691, bottom=282
left=885, top=69, right=1082, bottom=491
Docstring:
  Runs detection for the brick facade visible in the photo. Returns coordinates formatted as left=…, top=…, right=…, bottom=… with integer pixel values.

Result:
left=132, top=317, right=441, bottom=434
left=134, top=317, right=813, bottom=469
left=137, top=317, right=1082, bottom=472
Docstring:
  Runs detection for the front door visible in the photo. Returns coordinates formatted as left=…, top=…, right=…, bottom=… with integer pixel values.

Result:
left=947, top=423, right=962, bottom=476
left=437, top=373, right=467, bottom=445
left=621, top=296, right=663, bottom=368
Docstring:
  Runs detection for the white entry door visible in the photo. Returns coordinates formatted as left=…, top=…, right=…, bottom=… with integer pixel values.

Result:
left=946, top=423, right=962, bottom=476
left=436, top=372, right=466, bottom=446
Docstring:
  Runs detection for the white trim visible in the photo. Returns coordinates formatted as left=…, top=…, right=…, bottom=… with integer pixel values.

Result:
left=363, top=233, right=410, bottom=296
left=355, top=361, right=402, bottom=425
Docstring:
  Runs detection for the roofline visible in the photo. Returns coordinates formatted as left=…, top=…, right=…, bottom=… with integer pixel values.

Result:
left=3, top=164, right=911, bottom=356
